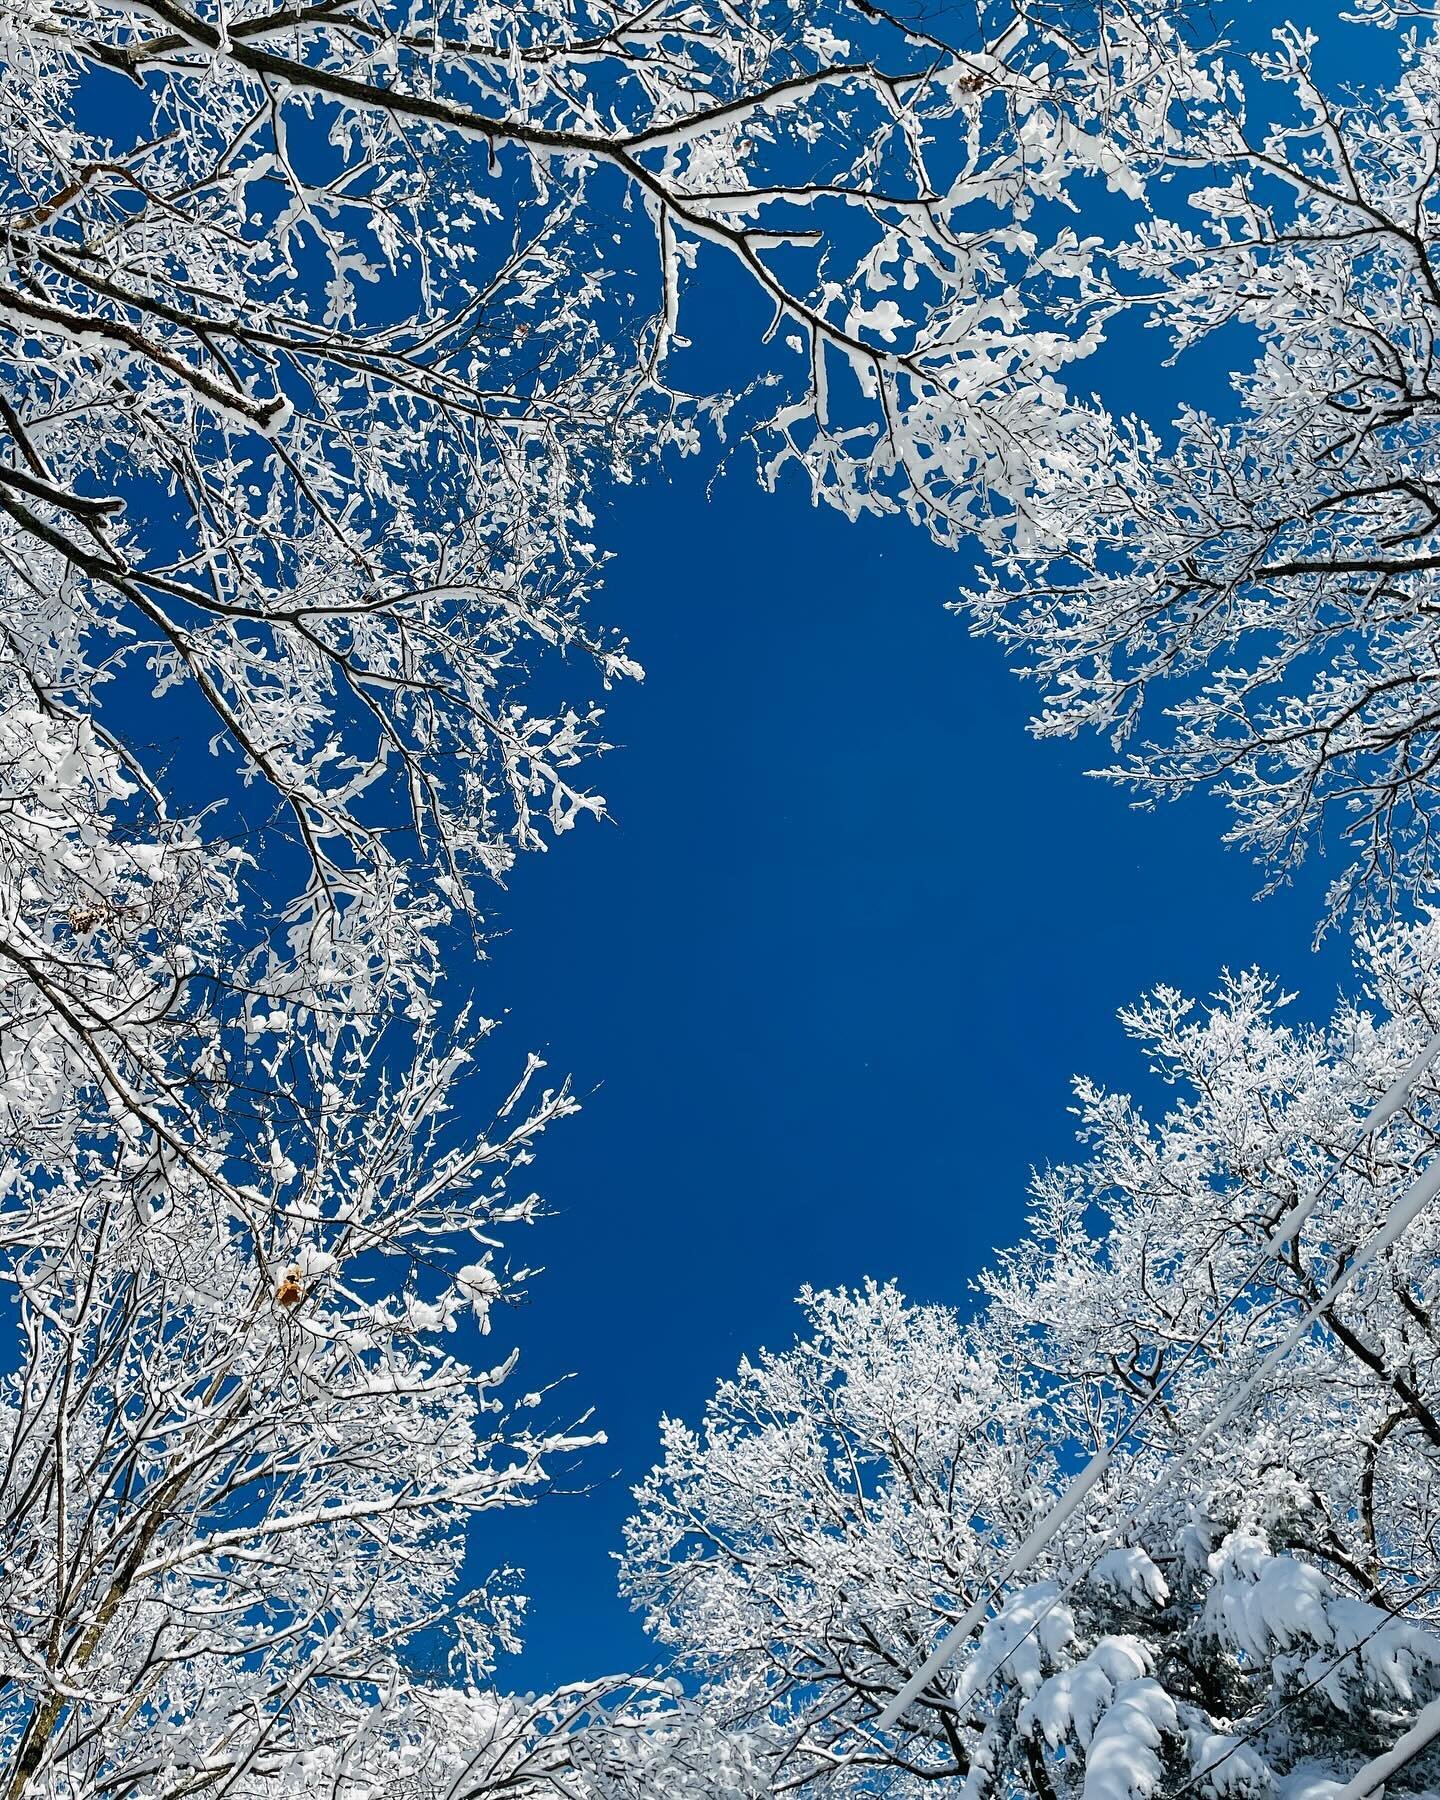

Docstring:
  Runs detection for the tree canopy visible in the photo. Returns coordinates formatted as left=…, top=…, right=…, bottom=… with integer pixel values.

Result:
left=7, top=0, right=1440, bottom=1793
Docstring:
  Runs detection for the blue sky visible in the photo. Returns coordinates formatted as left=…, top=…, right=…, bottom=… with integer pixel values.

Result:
left=476, top=421, right=1354, bottom=1685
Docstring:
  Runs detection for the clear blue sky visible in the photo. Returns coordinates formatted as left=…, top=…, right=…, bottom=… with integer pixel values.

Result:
left=476, top=417, right=1353, bottom=1685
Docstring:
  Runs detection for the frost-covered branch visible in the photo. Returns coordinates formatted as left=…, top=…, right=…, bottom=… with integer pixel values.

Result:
left=968, top=24, right=1440, bottom=926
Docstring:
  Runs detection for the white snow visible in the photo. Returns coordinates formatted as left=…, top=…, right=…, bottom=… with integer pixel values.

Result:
left=1090, top=1547, right=1169, bottom=1609
left=1018, top=1635, right=1151, bottom=1749
left=1082, top=1678, right=1178, bottom=1800
left=1187, top=1730, right=1273, bottom=1798
left=956, top=1581, right=1077, bottom=1706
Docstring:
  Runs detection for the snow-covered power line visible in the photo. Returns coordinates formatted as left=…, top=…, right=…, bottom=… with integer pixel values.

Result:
left=1328, top=1698, right=1440, bottom=1800
left=874, top=1027, right=1440, bottom=1734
